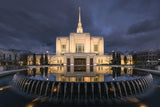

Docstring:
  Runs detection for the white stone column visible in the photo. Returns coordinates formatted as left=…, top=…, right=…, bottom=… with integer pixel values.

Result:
left=70, top=66, right=74, bottom=73
left=56, top=38, right=61, bottom=55
left=67, top=39, right=70, bottom=53
left=86, top=55, right=90, bottom=66
left=64, top=65, right=67, bottom=74
left=86, top=65, right=90, bottom=73
left=99, top=38, right=104, bottom=55
left=93, top=66, right=96, bottom=73
left=70, top=56, right=74, bottom=66
left=93, top=56, right=97, bottom=66
left=63, top=56, right=67, bottom=66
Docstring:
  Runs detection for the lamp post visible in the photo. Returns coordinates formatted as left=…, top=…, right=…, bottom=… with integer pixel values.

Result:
left=46, top=51, right=48, bottom=54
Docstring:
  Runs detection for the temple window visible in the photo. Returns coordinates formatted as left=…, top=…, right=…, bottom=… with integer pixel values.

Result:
left=98, top=59, right=100, bottom=63
left=76, top=43, right=84, bottom=53
left=61, top=45, right=66, bottom=52
left=94, top=45, right=98, bottom=52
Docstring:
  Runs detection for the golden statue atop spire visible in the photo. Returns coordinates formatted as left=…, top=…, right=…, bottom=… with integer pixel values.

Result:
left=77, top=6, right=83, bottom=33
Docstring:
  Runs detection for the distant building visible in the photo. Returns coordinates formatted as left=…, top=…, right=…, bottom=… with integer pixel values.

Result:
left=0, top=49, right=20, bottom=65
left=136, top=49, right=160, bottom=65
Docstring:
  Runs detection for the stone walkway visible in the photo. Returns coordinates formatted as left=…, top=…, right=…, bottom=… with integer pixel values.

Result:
left=0, top=68, right=27, bottom=78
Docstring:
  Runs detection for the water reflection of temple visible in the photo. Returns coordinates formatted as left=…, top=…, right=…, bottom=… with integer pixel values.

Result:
left=28, top=66, right=132, bottom=74
left=26, top=66, right=133, bottom=82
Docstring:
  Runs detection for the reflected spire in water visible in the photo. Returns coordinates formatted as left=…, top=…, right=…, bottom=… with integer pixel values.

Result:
left=24, top=66, right=137, bottom=82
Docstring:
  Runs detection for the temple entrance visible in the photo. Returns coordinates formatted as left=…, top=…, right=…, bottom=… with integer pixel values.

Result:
left=67, top=58, right=70, bottom=65
left=74, top=58, right=86, bottom=72
left=90, top=58, right=93, bottom=65
left=74, top=58, right=86, bottom=65
left=74, top=66, right=86, bottom=72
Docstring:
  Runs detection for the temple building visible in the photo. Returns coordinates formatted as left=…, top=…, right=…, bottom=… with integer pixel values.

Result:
left=56, top=7, right=104, bottom=66
left=28, top=7, right=133, bottom=67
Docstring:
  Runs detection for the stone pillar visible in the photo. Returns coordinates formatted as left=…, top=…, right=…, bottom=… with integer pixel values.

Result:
left=93, top=66, right=96, bottom=73
left=56, top=38, right=61, bottom=55
left=67, top=39, right=70, bottom=53
left=70, top=56, right=74, bottom=66
left=99, top=37, right=104, bottom=55
left=86, top=56, right=90, bottom=66
left=64, top=65, right=67, bottom=74
left=70, top=66, right=74, bottom=73
left=93, top=56, right=97, bottom=66
left=86, top=65, right=90, bottom=73
left=86, top=55, right=90, bottom=73
left=64, top=56, right=67, bottom=65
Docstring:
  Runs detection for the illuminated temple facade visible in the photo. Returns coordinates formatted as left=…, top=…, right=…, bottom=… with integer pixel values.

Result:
left=28, top=7, right=132, bottom=66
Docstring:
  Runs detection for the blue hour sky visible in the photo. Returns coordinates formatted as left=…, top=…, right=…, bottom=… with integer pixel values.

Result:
left=0, top=0, right=160, bottom=53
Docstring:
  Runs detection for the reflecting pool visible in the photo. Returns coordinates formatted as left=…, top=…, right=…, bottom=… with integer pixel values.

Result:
left=1, top=66, right=160, bottom=107
left=12, top=66, right=153, bottom=102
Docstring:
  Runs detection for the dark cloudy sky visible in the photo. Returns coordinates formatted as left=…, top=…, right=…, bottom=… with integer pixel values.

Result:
left=0, top=0, right=160, bottom=54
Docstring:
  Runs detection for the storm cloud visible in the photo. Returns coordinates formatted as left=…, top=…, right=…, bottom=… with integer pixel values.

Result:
left=127, top=18, right=160, bottom=34
left=0, top=0, right=160, bottom=53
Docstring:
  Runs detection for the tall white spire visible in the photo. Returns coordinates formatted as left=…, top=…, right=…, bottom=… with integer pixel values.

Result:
left=77, top=6, right=83, bottom=33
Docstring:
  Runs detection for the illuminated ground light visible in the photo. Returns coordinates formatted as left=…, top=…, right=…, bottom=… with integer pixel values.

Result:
left=25, top=82, right=30, bottom=85
left=32, top=98, right=39, bottom=103
left=110, top=88, right=114, bottom=92
left=0, top=85, right=11, bottom=91
left=53, top=87, right=57, bottom=92
left=157, top=85, right=160, bottom=88
left=32, top=97, right=46, bottom=103
left=139, top=82, right=142, bottom=85
left=126, top=97, right=140, bottom=103
left=138, top=103, right=148, bottom=107
left=26, top=98, right=45, bottom=107
left=26, top=103, right=34, bottom=107
left=126, top=98, right=148, bottom=107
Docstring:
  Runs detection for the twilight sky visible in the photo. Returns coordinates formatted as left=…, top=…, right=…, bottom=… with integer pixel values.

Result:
left=0, top=0, right=160, bottom=54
